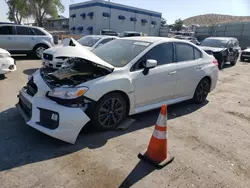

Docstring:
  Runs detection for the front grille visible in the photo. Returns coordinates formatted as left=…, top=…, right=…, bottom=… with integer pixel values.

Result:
left=43, top=53, right=53, bottom=61
left=242, top=52, right=250, bottom=55
left=37, top=108, right=59, bottom=130
left=19, top=94, right=32, bottom=119
left=26, top=78, right=38, bottom=97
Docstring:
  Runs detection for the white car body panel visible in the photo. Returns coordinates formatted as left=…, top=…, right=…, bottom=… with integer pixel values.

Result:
left=0, top=48, right=16, bottom=74
left=17, top=37, right=218, bottom=144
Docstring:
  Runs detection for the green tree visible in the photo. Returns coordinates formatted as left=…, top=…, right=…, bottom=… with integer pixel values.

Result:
left=4, top=0, right=29, bottom=23
left=173, top=18, right=184, bottom=31
left=161, top=17, right=167, bottom=27
left=28, top=0, right=65, bottom=27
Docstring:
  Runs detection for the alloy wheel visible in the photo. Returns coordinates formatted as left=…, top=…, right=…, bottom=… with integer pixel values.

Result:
left=98, top=98, right=124, bottom=128
left=36, top=47, right=46, bottom=59
left=196, top=80, right=210, bottom=102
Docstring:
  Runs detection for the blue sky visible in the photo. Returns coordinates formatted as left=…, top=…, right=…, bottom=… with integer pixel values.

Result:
left=1, top=0, right=250, bottom=24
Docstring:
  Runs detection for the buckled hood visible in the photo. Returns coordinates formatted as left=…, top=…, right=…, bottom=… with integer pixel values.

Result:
left=43, top=38, right=114, bottom=70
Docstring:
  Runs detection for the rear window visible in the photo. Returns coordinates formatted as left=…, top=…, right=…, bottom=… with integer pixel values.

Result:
left=31, top=28, right=46, bottom=36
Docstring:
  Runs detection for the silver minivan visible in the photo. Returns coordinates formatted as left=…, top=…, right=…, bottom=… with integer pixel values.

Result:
left=0, top=24, right=54, bottom=58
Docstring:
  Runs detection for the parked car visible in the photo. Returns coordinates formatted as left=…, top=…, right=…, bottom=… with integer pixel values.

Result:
left=199, top=37, right=240, bottom=70
left=0, top=24, right=54, bottom=58
left=16, top=37, right=218, bottom=144
left=182, top=37, right=200, bottom=45
left=100, top=29, right=118, bottom=36
left=240, top=47, right=250, bottom=62
left=0, top=48, right=16, bottom=75
left=42, top=35, right=118, bottom=69
left=119, top=31, right=142, bottom=37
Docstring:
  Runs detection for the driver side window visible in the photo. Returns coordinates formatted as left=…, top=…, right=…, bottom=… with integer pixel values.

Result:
left=131, top=42, right=174, bottom=71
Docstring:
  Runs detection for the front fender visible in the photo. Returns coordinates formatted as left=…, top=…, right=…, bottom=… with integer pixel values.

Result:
left=84, top=77, right=134, bottom=101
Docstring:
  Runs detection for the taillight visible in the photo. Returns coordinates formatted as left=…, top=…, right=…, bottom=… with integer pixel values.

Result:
left=213, top=59, right=218, bottom=66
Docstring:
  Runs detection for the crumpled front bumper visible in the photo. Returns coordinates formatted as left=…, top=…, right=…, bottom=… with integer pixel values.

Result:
left=16, top=71, right=90, bottom=144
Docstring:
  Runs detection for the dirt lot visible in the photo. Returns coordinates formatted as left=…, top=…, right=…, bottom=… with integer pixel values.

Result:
left=0, top=57, right=250, bottom=188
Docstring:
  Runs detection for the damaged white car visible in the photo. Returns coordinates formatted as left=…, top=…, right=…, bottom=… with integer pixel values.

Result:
left=0, top=48, right=16, bottom=75
left=16, top=37, right=218, bottom=144
left=42, top=36, right=118, bottom=69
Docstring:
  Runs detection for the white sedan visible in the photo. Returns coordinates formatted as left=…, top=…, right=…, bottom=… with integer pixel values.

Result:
left=0, top=48, right=16, bottom=75
left=17, top=37, right=218, bottom=144
left=42, top=35, right=118, bottom=69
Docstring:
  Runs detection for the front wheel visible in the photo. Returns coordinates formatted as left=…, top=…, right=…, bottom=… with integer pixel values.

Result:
left=240, top=57, right=245, bottom=62
left=193, top=78, right=211, bottom=104
left=33, top=44, right=48, bottom=59
left=91, top=93, right=127, bottom=130
left=219, top=59, right=225, bottom=70
left=230, top=55, right=238, bottom=66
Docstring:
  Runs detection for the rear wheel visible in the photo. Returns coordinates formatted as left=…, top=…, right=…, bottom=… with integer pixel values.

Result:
left=91, top=93, right=127, bottom=130
left=193, top=78, right=211, bottom=104
left=33, top=44, right=48, bottom=59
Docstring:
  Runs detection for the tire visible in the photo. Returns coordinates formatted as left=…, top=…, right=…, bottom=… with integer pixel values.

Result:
left=33, top=44, right=49, bottom=59
left=240, top=57, right=245, bottom=62
left=193, top=78, right=211, bottom=104
left=230, top=55, right=238, bottom=66
left=91, top=93, right=127, bottom=130
left=218, top=58, right=225, bottom=70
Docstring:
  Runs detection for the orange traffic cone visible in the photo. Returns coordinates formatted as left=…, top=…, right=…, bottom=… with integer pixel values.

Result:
left=138, top=104, right=174, bottom=168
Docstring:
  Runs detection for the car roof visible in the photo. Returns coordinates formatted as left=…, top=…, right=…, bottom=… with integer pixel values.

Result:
left=119, top=36, right=187, bottom=43
left=206, top=37, right=237, bottom=41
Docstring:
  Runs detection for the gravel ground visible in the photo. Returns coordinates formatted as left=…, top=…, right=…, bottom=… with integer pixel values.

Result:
left=0, top=57, right=250, bottom=188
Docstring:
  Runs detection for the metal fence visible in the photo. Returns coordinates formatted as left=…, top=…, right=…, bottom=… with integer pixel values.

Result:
left=195, top=22, right=250, bottom=49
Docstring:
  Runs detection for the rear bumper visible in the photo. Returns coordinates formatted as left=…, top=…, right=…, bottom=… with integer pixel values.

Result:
left=17, top=88, right=90, bottom=144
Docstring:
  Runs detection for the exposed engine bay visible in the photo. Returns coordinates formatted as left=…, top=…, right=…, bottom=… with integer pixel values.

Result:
left=40, top=57, right=112, bottom=88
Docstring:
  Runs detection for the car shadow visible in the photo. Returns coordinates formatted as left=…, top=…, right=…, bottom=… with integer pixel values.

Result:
left=23, top=68, right=39, bottom=75
left=0, top=74, right=6, bottom=80
left=0, top=100, right=208, bottom=171
left=12, top=55, right=39, bottom=61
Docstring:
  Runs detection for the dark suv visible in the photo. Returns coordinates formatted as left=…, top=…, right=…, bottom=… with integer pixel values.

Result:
left=199, top=37, right=241, bottom=70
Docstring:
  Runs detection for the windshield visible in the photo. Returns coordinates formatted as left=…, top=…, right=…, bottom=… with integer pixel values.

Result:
left=92, top=39, right=151, bottom=67
left=77, top=36, right=101, bottom=47
left=200, top=39, right=228, bottom=48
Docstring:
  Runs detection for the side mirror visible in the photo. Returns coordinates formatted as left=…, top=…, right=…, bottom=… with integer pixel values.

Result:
left=145, top=59, right=157, bottom=68
left=143, top=59, right=157, bottom=75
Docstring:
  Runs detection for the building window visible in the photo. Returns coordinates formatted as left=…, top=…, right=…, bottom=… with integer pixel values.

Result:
left=87, top=26, right=93, bottom=34
left=71, top=14, right=76, bottom=20
left=77, top=26, right=83, bottom=33
left=103, top=12, right=110, bottom=20
left=118, top=15, right=125, bottom=24
left=151, top=21, right=157, bottom=28
left=141, top=19, right=147, bottom=26
left=87, top=12, right=93, bottom=19
left=80, top=13, right=86, bottom=20
left=71, top=27, right=76, bottom=33
left=130, top=17, right=137, bottom=22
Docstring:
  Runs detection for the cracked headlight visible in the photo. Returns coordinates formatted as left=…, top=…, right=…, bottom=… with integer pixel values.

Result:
left=48, top=87, right=88, bottom=100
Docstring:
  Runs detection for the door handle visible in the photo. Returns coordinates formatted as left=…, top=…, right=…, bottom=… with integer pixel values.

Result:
left=31, top=37, right=35, bottom=40
left=168, top=71, right=177, bottom=75
left=8, top=36, right=11, bottom=40
left=196, top=65, right=203, bottom=70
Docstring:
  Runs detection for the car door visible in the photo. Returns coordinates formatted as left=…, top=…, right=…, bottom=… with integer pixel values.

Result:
left=13, top=26, right=35, bottom=51
left=0, top=25, right=16, bottom=51
left=130, top=42, right=177, bottom=107
left=174, top=42, right=205, bottom=99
